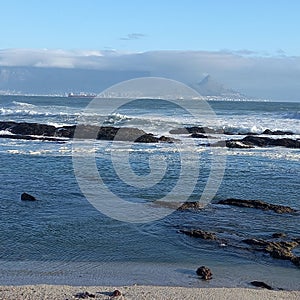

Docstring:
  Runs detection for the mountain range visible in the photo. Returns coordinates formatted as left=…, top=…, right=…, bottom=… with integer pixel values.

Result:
left=0, top=66, right=245, bottom=99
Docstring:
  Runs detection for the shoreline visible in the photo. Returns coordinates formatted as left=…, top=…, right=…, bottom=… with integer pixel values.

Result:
left=0, top=284, right=299, bottom=300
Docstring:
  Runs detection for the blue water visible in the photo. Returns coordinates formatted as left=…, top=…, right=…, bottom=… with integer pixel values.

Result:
left=0, top=95, right=299, bottom=289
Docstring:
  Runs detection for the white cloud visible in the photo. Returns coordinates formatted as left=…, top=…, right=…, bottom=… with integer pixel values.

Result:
left=0, top=48, right=300, bottom=100
left=120, top=33, right=146, bottom=40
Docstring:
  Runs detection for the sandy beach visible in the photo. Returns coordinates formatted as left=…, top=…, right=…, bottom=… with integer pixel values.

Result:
left=0, top=285, right=299, bottom=300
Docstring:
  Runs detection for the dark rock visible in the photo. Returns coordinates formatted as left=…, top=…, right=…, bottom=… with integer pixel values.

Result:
left=226, top=140, right=254, bottom=148
left=177, top=202, right=203, bottom=211
left=196, top=266, right=212, bottom=280
left=55, top=125, right=76, bottom=138
left=189, top=133, right=209, bottom=139
left=262, top=129, right=293, bottom=135
left=269, top=249, right=294, bottom=260
left=250, top=281, right=273, bottom=290
left=238, top=132, right=259, bottom=136
left=21, top=193, right=36, bottom=201
left=242, top=238, right=268, bottom=248
left=74, top=291, right=95, bottom=298
left=272, top=232, right=287, bottom=239
left=158, top=135, right=177, bottom=143
left=216, top=135, right=300, bottom=149
left=135, top=134, right=175, bottom=143
left=241, top=135, right=300, bottom=148
left=180, top=229, right=217, bottom=240
left=170, top=126, right=223, bottom=135
left=0, top=121, right=175, bottom=143
left=0, top=121, right=56, bottom=136
left=242, top=238, right=299, bottom=265
left=112, top=290, right=122, bottom=297
left=292, top=237, right=300, bottom=244
left=291, top=256, right=300, bottom=266
left=217, top=198, right=296, bottom=214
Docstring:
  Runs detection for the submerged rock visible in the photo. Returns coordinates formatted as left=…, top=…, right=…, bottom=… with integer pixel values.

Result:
left=217, top=198, right=297, bottom=214
left=262, top=129, right=294, bottom=135
left=250, top=281, right=273, bottom=290
left=177, top=202, right=204, bottom=211
left=272, top=232, right=287, bottom=239
left=291, top=256, right=300, bottom=266
left=196, top=266, right=212, bottom=280
left=179, top=229, right=217, bottom=240
left=21, top=193, right=36, bottom=201
left=242, top=238, right=299, bottom=266
left=170, top=126, right=224, bottom=135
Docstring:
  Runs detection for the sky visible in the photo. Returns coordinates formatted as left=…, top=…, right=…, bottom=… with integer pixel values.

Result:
left=0, top=0, right=300, bottom=56
left=0, top=1, right=300, bottom=101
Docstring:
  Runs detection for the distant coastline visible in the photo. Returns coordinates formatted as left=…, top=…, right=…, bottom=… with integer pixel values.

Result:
left=0, top=92, right=271, bottom=102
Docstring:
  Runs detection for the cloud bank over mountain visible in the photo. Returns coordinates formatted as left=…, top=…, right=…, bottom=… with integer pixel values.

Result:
left=0, top=49, right=299, bottom=101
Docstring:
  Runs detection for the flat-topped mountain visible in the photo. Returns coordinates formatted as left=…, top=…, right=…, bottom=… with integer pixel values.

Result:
left=190, top=75, right=247, bottom=99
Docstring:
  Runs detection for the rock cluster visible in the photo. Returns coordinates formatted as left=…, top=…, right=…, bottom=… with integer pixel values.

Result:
left=179, top=229, right=217, bottom=240
left=0, top=121, right=175, bottom=143
left=217, top=198, right=297, bottom=214
left=242, top=238, right=299, bottom=266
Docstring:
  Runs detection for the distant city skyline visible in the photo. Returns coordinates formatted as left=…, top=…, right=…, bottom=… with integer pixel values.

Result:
left=1, top=49, right=300, bottom=101
left=0, top=0, right=299, bottom=56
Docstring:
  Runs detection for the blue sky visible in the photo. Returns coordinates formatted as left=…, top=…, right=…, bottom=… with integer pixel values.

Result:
left=1, top=0, right=300, bottom=55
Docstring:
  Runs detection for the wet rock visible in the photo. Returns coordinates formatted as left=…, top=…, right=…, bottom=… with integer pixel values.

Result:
left=292, top=237, right=300, bottom=244
left=238, top=132, right=259, bottom=136
left=217, top=198, right=297, bottom=214
left=269, top=248, right=294, bottom=260
left=215, top=135, right=300, bottom=149
left=135, top=134, right=175, bottom=143
left=272, top=232, right=287, bottom=239
left=0, top=121, right=175, bottom=143
left=177, top=202, right=203, bottom=211
left=262, top=129, right=294, bottom=135
left=112, top=290, right=122, bottom=297
left=196, top=266, right=212, bottom=280
left=242, top=238, right=268, bottom=248
left=0, top=121, right=56, bottom=136
left=226, top=140, right=254, bottom=149
left=189, top=133, right=210, bottom=139
left=74, top=291, right=95, bottom=298
left=242, top=238, right=299, bottom=266
left=250, top=281, right=273, bottom=290
left=241, top=135, right=300, bottom=148
left=21, top=193, right=36, bottom=201
left=188, top=133, right=216, bottom=139
left=179, top=229, right=217, bottom=240
left=170, top=126, right=224, bottom=135
left=291, top=256, right=300, bottom=266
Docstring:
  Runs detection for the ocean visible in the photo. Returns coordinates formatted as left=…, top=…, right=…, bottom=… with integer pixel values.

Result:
left=0, top=94, right=299, bottom=289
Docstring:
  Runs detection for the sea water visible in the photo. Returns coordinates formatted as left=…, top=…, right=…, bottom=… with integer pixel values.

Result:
left=0, top=95, right=299, bottom=289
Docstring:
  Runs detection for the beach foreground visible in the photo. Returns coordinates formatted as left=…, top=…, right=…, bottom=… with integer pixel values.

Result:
left=0, top=285, right=299, bottom=300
